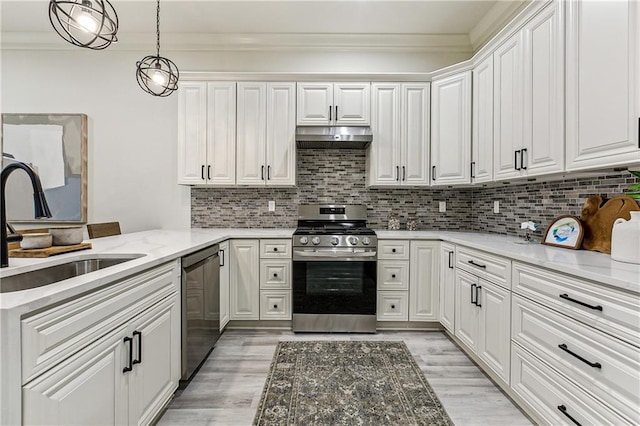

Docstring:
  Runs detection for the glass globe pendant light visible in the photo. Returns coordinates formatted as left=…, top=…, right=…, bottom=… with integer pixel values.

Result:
left=49, top=0, right=118, bottom=50
left=136, top=0, right=179, bottom=97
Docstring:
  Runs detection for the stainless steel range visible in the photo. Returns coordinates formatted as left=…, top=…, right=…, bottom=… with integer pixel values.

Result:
left=292, top=204, right=377, bottom=333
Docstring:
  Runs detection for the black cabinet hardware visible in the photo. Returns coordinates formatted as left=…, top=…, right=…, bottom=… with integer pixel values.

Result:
left=402, top=166, right=406, bottom=181
left=201, top=165, right=205, bottom=180
left=220, top=249, right=225, bottom=267
left=396, top=166, right=400, bottom=181
left=267, top=165, right=271, bottom=180
left=468, top=260, right=487, bottom=269
left=471, top=283, right=477, bottom=305
left=557, top=405, right=582, bottom=426
left=391, top=274, right=396, bottom=278
left=514, top=150, right=521, bottom=170
left=207, top=165, right=211, bottom=180
left=273, top=273, right=278, bottom=278
left=392, top=248, right=396, bottom=253
left=133, top=331, right=142, bottom=365
left=335, top=106, right=338, bottom=120
left=471, top=161, right=476, bottom=179
left=329, top=106, right=332, bottom=122
left=558, top=344, right=601, bottom=368
left=123, top=336, right=133, bottom=373
left=520, top=148, right=527, bottom=170
left=273, top=247, right=278, bottom=252
left=391, top=304, right=396, bottom=309
left=475, top=286, right=482, bottom=307
left=559, top=293, right=603, bottom=311
left=273, top=304, right=278, bottom=309
left=448, top=251, right=454, bottom=269
left=432, top=165, right=436, bottom=181
left=261, top=165, right=265, bottom=180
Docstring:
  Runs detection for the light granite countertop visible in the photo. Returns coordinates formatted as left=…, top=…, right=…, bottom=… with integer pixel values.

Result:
left=1, top=228, right=638, bottom=317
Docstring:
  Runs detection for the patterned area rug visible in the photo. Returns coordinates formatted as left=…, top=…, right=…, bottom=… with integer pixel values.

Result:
left=254, top=341, right=453, bottom=425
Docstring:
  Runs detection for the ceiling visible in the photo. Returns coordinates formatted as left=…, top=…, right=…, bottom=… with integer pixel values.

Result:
left=0, top=0, right=529, bottom=51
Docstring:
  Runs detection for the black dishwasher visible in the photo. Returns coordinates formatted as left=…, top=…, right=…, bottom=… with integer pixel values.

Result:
left=180, top=244, right=220, bottom=381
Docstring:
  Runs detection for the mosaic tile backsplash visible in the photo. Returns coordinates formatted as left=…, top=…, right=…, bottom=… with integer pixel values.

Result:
left=191, top=149, right=639, bottom=236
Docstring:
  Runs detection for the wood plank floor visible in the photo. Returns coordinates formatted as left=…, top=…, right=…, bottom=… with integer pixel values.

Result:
left=158, top=330, right=533, bottom=426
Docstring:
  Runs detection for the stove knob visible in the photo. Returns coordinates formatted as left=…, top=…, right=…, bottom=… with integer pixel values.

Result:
left=299, top=236, right=309, bottom=245
left=362, top=237, right=371, bottom=245
left=311, top=237, right=321, bottom=245
left=348, top=236, right=359, bottom=245
left=330, top=236, right=340, bottom=246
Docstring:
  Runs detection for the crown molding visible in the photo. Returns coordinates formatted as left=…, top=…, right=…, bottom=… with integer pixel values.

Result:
left=0, top=32, right=473, bottom=53
left=469, top=0, right=531, bottom=52
left=180, top=71, right=433, bottom=82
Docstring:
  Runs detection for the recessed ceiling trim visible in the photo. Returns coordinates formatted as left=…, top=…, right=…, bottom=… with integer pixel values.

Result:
left=1, top=32, right=473, bottom=53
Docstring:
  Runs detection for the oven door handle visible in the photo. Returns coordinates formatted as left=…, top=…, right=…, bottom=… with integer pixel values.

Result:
left=293, top=249, right=377, bottom=261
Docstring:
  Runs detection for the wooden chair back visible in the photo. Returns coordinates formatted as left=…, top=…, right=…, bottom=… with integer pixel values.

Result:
left=86, top=222, right=121, bottom=239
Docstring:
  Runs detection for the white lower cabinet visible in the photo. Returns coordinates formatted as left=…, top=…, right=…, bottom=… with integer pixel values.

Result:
left=230, top=240, right=260, bottom=320
left=377, top=291, right=409, bottom=321
left=454, top=267, right=511, bottom=384
left=219, top=240, right=230, bottom=331
left=21, top=262, right=181, bottom=426
left=438, top=242, right=455, bottom=333
left=260, top=291, right=291, bottom=320
left=409, top=241, right=438, bottom=321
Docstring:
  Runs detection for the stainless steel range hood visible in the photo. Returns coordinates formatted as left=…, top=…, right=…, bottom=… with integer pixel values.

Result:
left=295, top=126, right=373, bottom=149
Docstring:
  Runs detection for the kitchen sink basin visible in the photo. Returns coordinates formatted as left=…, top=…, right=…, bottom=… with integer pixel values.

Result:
left=0, top=255, right=144, bottom=293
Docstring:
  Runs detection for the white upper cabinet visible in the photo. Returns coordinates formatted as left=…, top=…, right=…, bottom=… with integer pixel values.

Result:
left=431, top=71, right=472, bottom=185
left=178, top=82, right=236, bottom=185
left=472, top=56, right=494, bottom=184
left=367, top=83, right=430, bottom=186
left=237, top=82, right=296, bottom=186
left=522, top=1, right=564, bottom=177
left=297, top=82, right=370, bottom=126
left=493, top=32, right=524, bottom=180
left=565, top=0, right=640, bottom=170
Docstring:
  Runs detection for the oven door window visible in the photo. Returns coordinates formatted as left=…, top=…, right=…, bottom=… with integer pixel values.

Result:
left=293, top=260, right=376, bottom=315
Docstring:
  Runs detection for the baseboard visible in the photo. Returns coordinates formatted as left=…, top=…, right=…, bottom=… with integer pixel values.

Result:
left=225, top=320, right=442, bottom=332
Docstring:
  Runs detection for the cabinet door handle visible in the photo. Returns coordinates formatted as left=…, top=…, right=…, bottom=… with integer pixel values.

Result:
left=468, top=260, right=486, bottom=269
left=514, top=150, right=521, bottom=170
left=396, top=166, right=400, bottom=181
left=557, top=405, right=582, bottom=426
left=559, top=293, right=603, bottom=311
left=329, top=105, right=332, bottom=122
left=132, top=330, right=142, bottom=365
left=335, top=105, right=338, bottom=121
left=267, top=165, right=271, bottom=180
left=448, top=251, right=454, bottom=269
left=123, top=336, right=133, bottom=373
left=431, top=165, right=436, bottom=181
left=201, top=165, right=205, bottom=180
left=558, top=344, right=601, bottom=368
left=470, top=161, right=476, bottom=179
left=520, top=148, right=527, bottom=170
left=261, top=165, right=265, bottom=180
left=207, top=165, right=211, bottom=180
left=475, top=285, right=482, bottom=307
left=402, top=166, right=406, bottom=181
left=470, top=283, right=477, bottom=305
left=220, top=249, right=224, bottom=267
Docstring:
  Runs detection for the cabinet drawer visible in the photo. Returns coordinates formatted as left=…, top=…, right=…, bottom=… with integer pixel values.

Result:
left=260, top=239, right=292, bottom=259
left=378, top=240, right=410, bottom=260
left=511, top=344, right=631, bottom=425
left=259, top=290, right=291, bottom=320
left=512, top=294, right=640, bottom=422
left=260, top=260, right=291, bottom=289
left=512, top=262, right=640, bottom=347
left=456, top=246, right=511, bottom=289
left=377, top=260, right=409, bottom=290
left=377, top=291, right=409, bottom=321
left=21, top=261, right=180, bottom=384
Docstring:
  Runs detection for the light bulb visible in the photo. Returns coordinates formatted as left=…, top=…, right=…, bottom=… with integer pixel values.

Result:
left=76, top=10, right=98, bottom=33
left=151, top=69, right=167, bottom=86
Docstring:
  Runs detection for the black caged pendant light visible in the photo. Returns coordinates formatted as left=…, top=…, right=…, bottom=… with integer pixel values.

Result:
left=49, top=0, right=118, bottom=50
left=135, top=0, right=179, bottom=97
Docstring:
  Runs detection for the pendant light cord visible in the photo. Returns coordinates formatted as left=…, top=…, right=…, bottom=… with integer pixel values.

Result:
left=156, top=0, right=161, bottom=57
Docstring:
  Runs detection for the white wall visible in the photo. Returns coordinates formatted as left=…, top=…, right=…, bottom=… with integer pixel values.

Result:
left=1, top=47, right=469, bottom=232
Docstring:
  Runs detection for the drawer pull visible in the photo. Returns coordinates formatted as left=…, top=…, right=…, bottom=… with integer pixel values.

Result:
left=559, top=293, right=603, bottom=311
left=558, top=344, right=602, bottom=369
left=273, top=247, right=278, bottom=252
left=468, top=260, right=486, bottom=269
left=557, top=405, right=582, bottom=426
left=273, top=273, right=278, bottom=278
left=391, top=274, right=396, bottom=278
left=392, top=248, right=397, bottom=253
left=123, top=336, right=133, bottom=373
left=273, top=304, right=278, bottom=309
left=391, top=304, right=396, bottom=309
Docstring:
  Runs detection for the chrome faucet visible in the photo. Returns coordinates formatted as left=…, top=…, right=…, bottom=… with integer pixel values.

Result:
left=1, top=162, right=52, bottom=267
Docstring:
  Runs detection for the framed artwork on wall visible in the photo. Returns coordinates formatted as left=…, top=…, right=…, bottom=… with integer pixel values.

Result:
left=542, top=215, right=584, bottom=249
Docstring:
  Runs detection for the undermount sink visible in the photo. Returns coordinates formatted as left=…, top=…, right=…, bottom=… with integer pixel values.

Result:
left=0, top=255, right=144, bottom=293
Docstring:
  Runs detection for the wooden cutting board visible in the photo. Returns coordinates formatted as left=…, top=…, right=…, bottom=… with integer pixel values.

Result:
left=9, top=243, right=92, bottom=258
left=581, top=195, right=640, bottom=254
